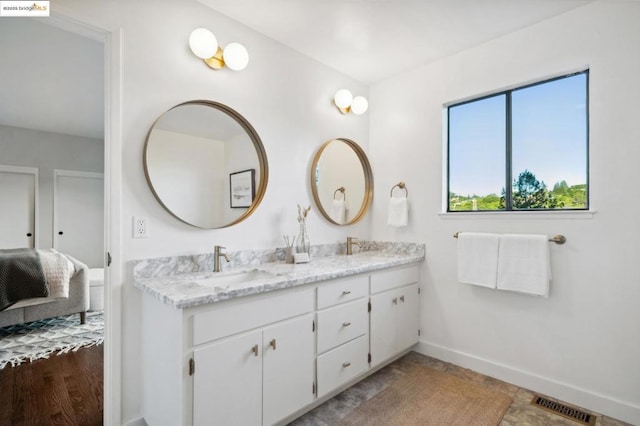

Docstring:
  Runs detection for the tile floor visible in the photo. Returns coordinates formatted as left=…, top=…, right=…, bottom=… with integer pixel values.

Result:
left=289, top=351, right=631, bottom=426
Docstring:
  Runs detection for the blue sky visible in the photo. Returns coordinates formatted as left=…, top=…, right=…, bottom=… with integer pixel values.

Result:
left=449, top=73, right=587, bottom=197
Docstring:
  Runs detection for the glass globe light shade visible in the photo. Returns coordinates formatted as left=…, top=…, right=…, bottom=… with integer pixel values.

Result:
left=189, top=28, right=218, bottom=59
left=351, top=96, right=369, bottom=115
left=334, top=89, right=353, bottom=109
left=223, top=43, right=249, bottom=71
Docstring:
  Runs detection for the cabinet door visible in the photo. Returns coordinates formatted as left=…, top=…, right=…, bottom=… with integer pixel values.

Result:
left=262, top=314, right=315, bottom=426
left=369, top=290, right=397, bottom=368
left=193, top=330, right=262, bottom=426
left=396, top=283, right=420, bottom=352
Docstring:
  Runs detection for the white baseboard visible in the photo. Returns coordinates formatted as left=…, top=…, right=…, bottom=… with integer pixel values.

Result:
left=122, top=417, right=147, bottom=426
left=416, top=340, right=640, bottom=425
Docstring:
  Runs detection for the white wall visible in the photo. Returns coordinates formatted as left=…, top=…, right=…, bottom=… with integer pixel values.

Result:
left=0, top=124, right=104, bottom=249
left=369, top=1, right=640, bottom=423
left=147, top=129, right=226, bottom=227
left=224, top=132, right=261, bottom=224
left=54, top=1, right=369, bottom=423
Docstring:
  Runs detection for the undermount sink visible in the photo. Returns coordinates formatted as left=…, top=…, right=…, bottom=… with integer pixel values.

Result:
left=194, top=269, right=280, bottom=290
left=348, top=252, right=394, bottom=262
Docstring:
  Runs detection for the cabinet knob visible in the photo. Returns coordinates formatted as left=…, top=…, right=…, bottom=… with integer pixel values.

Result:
left=392, top=297, right=398, bottom=305
left=58, top=231, right=64, bottom=235
left=342, top=362, right=351, bottom=368
left=400, top=295, right=405, bottom=303
left=26, top=233, right=32, bottom=237
left=342, top=290, right=351, bottom=295
left=270, top=339, right=277, bottom=350
left=251, top=344, right=259, bottom=357
left=342, top=321, right=351, bottom=327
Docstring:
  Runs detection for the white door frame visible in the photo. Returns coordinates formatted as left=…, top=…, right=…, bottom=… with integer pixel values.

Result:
left=0, top=164, right=39, bottom=248
left=48, top=12, right=123, bottom=425
left=103, top=27, right=124, bottom=424
left=52, top=169, right=105, bottom=256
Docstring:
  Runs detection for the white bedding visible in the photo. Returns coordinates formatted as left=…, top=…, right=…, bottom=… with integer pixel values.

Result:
left=38, top=249, right=75, bottom=299
left=88, top=268, right=104, bottom=287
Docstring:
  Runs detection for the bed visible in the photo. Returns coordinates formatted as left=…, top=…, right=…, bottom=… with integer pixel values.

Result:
left=0, top=249, right=89, bottom=328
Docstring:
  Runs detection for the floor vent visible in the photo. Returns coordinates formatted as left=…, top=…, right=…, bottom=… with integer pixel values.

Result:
left=531, top=395, right=596, bottom=425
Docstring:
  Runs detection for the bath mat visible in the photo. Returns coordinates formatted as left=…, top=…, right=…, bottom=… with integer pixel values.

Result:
left=0, top=312, right=103, bottom=369
left=340, top=363, right=512, bottom=426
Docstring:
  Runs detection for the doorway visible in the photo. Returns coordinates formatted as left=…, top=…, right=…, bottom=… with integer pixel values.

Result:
left=0, top=15, right=113, bottom=424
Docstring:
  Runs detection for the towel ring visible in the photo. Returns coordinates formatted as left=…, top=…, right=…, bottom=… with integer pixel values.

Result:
left=390, top=181, right=408, bottom=198
left=334, top=187, right=346, bottom=200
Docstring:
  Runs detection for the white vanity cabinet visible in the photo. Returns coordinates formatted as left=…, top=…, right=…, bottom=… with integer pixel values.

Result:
left=140, top=261, right=422, bottom=426
left=193, top=314, right=315, bottom=426
left=369, top=266, right=420, bottom=368
left=141, top=287, right=316, bottom=426
left=316, top=275, right=369, bottom=397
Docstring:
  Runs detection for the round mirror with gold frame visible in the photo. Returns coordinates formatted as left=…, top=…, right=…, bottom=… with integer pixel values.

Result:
left=144, top=100, right=268, bottom=229
left=311, top=138, right=373, bottom=225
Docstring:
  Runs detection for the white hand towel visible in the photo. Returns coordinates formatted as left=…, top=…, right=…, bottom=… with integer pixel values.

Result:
left=497, top=234, right=550, bottom=297
left=456, top=232, right=500, bottom=288
left=330, top=199, right=346, bottom=224
left=387, top=197, right=408, bottom=227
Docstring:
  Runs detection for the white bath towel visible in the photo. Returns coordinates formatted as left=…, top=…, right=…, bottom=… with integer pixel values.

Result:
left=330, top=199, right=346, bottom=224
left=387, top=197, right=408, bottom=227
left=497, top=234, right=550, bottom=297
left=456, top=232, right=500, bottom=288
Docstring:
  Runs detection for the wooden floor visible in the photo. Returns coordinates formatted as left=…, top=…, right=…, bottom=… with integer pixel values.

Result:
left=0, top=345, right=103, bottom=426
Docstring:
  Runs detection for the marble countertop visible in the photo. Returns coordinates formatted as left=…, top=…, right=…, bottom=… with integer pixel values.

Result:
left=134, top=247, right=424, bottom=309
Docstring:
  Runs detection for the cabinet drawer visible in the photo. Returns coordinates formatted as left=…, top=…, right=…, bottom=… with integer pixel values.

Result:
left=370, top=265, right=419, bottom=294
left=317, top=275, right=368, bottom=309
left=193, top=288, right=314, bottom=346
left=317, top=298, right=368, bottom=354
left=317, top=335, right=369, bottom=397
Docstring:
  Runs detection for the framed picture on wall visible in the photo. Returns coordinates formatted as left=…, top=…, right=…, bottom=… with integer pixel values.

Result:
left=230, top=169, right=256, bottom=208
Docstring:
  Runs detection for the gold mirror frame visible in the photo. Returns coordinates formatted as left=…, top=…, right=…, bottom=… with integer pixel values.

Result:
left=144, top=100, right=269, bottom=229
left=310, top=138, right=373, bottom=225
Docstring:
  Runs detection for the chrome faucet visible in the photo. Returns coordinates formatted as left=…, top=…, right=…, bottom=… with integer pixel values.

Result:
left=213, top=245, right=230, bottom=272
left=346, top=237, right=361, bottom=255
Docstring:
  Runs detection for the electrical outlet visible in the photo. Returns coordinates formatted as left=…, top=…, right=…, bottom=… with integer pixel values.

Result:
left=133, top=217, right=148, bottom=238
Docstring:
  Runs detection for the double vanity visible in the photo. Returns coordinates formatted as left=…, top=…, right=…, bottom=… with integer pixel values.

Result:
left=138, top=100, right=418, bottom=425
left=134, top=242, right=424, bottom=426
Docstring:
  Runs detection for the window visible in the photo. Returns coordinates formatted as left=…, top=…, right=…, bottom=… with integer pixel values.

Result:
left=447, top=71, right=589, bottom=212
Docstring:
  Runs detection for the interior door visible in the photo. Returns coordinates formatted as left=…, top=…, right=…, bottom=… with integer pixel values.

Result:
left=0, top=166, right=37, bottom=249
left=54, top=171, right=104, bottom=267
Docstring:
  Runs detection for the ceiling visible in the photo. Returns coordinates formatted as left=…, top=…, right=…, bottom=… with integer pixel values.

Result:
left=0, top=18, right=104, bottom=140
left=0, top=2, right=597, bottom=139
left=199, top=0, right=596, bottom=84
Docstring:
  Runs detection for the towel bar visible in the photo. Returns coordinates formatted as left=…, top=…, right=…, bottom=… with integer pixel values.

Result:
left=333, top=187, right=345, bottom=200
left=453, top=232, right=566, bottom=245
left=390, top=181, right=408, bottom=198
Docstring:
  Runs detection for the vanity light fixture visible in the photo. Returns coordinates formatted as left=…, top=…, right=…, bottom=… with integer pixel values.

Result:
left=333, top=89, right=368, bottom=115
left=189, top=28, right=249, bottom=71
